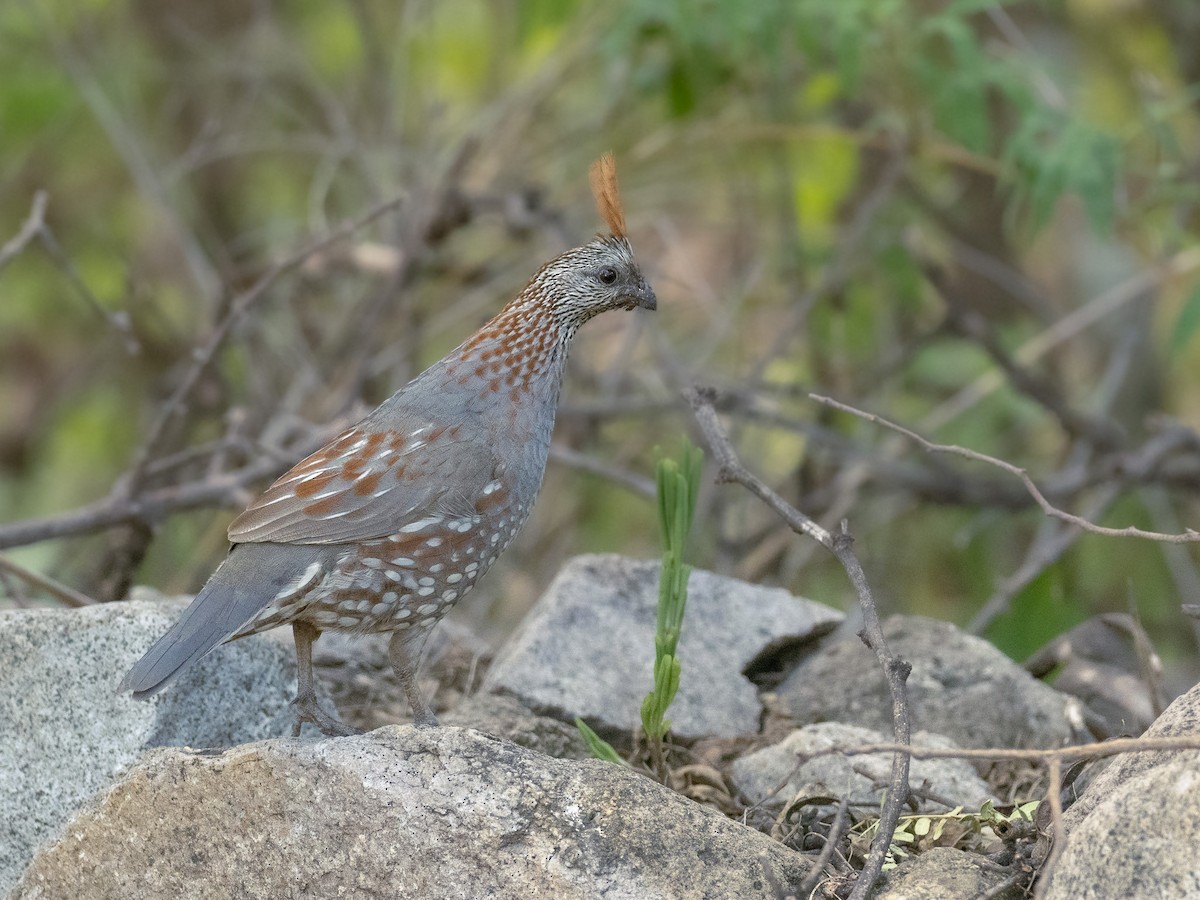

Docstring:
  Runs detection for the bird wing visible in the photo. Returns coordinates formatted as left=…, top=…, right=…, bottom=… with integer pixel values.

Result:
left=227, top=421, right=500, bottom=545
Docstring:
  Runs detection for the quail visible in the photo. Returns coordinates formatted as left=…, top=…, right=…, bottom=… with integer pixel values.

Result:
left=120, top=155, right=655, bottom=736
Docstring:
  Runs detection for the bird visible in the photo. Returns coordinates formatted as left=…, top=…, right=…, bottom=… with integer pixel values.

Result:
left=119, top=154, right=655, bottom=736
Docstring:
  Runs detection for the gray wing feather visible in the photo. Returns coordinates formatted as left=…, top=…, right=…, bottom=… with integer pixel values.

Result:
left=118, top=543, right=329, bottom=699
left=227, top=423, right=498, bottom=546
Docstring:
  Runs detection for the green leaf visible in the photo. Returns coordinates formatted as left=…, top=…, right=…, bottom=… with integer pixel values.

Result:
left=575, top=718, right=629, bottom=766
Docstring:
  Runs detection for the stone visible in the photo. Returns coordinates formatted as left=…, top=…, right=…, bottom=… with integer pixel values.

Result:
left=314, top=619, right=493, bottom=732
left=485, top=554, right=842, bottom=739
left=1044, top=681, right=1200, bottom=899
left=11, top=726, right=810, bottom=900
left=1044, top=756, right=1200, bottom=900
left=1061, top=680, right=1200, bottom=828
left=0, top=593, right=302, bottom=895
left=442, top=692, right=591, bottom=760
left=730, top=723, right=996, bottom=813
left=776, top=616, right=1081, bottom=750
left=876, top=847, right=1025, bottom=900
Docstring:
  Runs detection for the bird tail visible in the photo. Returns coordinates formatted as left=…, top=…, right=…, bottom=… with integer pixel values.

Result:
left=118, top=543, right=325, bottom=700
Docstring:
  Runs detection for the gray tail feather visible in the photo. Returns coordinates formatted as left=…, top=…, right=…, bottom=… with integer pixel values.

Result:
left=118, top=543, right=322, bottom=700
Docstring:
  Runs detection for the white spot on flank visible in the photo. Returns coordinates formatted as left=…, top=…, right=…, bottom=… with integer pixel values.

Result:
left=442, top=590, right=458, bottom=603
left=446, top=573, right=463, bottom=584
left=385, top=570, right=403, bottom=583
left=391, top=557, right=416, bottom=567
left=418, top=576, right=435, bottom=587
left=400, top=516, right=441, bottom=534
left=417, top=603, right=439, bottom=615
left=482, top=480, right=502, bottom=496
left=383, top=591, right=398, bottom=605
left=417, top=586, right=435, bottom=597
left=361, top=558, right=383, bottom=569
left=396, top=608, right=413, bottom=619
left=429, top=563, right=445, bottom=574
left=276, top=561, right=323, bottom=599
left=426, top=537, right=443, bottom=548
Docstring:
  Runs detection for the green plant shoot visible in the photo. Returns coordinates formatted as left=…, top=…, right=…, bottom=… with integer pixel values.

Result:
left=641, top=437, right=703, bottom=762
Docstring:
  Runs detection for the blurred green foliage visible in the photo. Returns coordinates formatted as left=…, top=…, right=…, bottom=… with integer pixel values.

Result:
left=2, top=0, right=1200, bottom=684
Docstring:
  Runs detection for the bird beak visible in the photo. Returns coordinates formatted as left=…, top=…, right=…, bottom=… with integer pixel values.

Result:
left=628, top=280, right=657, bottom=311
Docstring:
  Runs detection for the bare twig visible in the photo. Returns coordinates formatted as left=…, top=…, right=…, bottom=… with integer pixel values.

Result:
left=686, top=385, right=911, bottom=900
left=0, top=191, right=48, bottom=273
left=548, top=445, right=656, bottom=498
left=795, top=796, right=851, bottom=898
left=812, top=394, right=1200, bottom=543
left=0, top=554, right=96, bottom=607
left=0, top=445, right=317, bottom=551
left=116, top=191, right=409, bottom=503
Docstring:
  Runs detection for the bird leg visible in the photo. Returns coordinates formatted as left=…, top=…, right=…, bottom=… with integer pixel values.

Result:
left=388, top=626, right=439, bottom=727
left=291, top=621, right=360, bottom=737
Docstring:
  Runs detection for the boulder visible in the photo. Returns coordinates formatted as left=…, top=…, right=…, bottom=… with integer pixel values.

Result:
left=776, top=616, right=1081, bottom=750
left=485, top=554, right=842, bottom=739
left=1045, top=681, right=1200, bottom=899
left=11, top=726, right=809, bottom=900
left=730, top=722, right=996, bottom=813
left=0, top=593, right=301, bottom=895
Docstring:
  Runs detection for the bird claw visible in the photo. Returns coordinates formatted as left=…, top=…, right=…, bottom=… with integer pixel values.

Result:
left=290, top=695, right=361, bottom=738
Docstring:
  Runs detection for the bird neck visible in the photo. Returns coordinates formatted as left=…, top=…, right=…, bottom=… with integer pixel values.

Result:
left=440, top=286, right=573, bottom=401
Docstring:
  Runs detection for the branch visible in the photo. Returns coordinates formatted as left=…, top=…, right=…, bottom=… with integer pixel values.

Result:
left=686, top=385, right=911, bottom=900
left=0, top=553, right=96, bottom=607
left=812, top=394, right=1200, bottom=544
left=0, top=191, right=48, bottom=273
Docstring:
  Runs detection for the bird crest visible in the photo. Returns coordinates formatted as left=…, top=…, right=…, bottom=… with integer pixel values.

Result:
left=589, top=152, right=627, bottom=238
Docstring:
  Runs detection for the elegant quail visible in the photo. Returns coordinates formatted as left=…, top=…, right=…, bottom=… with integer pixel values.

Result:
left=119, top=155, right=655, bottom=736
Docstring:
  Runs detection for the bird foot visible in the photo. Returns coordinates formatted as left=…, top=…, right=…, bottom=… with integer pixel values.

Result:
left=290, top=694, right=361, bottom=737
left=410, top=708, right=440, bottom=728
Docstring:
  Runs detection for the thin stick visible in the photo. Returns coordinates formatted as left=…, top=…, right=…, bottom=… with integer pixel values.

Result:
left=686, top=386, right=911, bottom=900
left=811, top=393, right=1200, bottom=544
left=0, top=554, right=96, bottom=607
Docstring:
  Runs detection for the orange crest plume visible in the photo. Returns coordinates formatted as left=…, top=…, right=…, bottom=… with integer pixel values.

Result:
left=589, top=152, right=627, bottom=238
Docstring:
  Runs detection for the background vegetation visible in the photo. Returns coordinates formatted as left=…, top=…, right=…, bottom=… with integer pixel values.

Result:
left=3, top=0, right=1199, bottom=689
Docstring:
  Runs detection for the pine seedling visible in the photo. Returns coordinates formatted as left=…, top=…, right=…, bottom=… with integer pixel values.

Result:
left=641, top=437, right=703, bottom=778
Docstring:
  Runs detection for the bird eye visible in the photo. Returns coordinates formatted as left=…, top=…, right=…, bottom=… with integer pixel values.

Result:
left=598, top=266, right=618, bottom=285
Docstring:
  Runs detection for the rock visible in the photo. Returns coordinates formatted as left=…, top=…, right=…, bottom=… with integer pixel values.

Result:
left=776, top=616, right=1081, bottom=749
left=1061, top=680, right=1200, bottom=828
left=485, top=554, right=842, bottom=739
left=1045, top=682, right=1200, bottom=899
left=442, top=692, right=591, bottom=760
left=11, top=726, right=809, bottom=900
left=876, top=847, right=1024, bottom=899
left=1044, top=756, right=1200, bottom=900
left=730, top=723, right=996, bottom=813
left=314, top=619, right=493, bottom=732
left=0, top=593, right=302, bottom=895
left=1022, top=614, right=1162, bottom=738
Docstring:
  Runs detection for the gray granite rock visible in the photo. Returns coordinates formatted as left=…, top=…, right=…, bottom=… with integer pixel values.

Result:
left=1044, top=755, right=1200, bottom=900
left=11, top=726, right=808, bottom=900
left=876, top=847, right=1024, bottom=900
left=442, top=692, right=591, bottom=760
left=1045, top=681, right=1200, bottom=899
left=730, top=722, right=996, bottom=813
left=1061, top=680, right=1200, bottom=828
left=0, top=593, right=302, bottom=895
left=485, top=554, right=842, bottom=739
left=777, top=615, right=1081, bottom=749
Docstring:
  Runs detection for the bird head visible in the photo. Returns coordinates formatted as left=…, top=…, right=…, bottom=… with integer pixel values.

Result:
left=532, top=154, right=656, bottom=328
